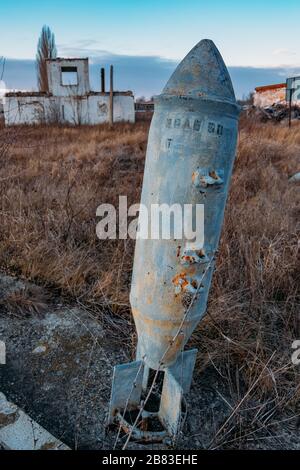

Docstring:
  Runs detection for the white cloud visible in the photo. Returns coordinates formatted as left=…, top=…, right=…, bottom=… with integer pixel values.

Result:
left=272, top=48, right=296, bottom=56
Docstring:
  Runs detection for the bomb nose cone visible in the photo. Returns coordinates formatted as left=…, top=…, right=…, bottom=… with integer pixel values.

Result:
left=162, top=39, right=236, bottom=103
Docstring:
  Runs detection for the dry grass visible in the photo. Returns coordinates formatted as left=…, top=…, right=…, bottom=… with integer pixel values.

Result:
left=194, top=117, right=300, bottom=448
left=0, top=285, right=49, bottom=317
left=0, top=117, right=299, bottom=448
left=0, top=123, right=146, bottom=312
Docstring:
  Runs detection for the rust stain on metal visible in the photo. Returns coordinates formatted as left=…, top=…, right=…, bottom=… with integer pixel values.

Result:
left=163, top=334, right=185, bottom=365
left=172, top=271, right=189, bottom=290
left=181, top=255, right=196, bottom=264
left=209, top=170, right=219, bottom=180
left=172, top=271, right=199, bottom=294
left=132, top=308, right=189, bottom=329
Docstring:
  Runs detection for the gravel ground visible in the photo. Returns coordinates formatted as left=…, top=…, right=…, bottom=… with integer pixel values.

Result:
left=0, top=274, right=298, bottom=450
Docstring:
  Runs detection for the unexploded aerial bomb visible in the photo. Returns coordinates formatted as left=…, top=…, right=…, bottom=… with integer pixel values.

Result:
left=108, top=39, right=240, bottom=443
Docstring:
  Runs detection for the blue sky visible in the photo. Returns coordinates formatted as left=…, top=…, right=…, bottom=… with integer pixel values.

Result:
left=1, top=1, right=300, bottom=97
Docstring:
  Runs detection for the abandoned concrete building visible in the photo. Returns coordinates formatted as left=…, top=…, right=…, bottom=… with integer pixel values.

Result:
left=253, top=83, right=286, bottom=107
left=3, top=58, right=135, bottom=125
left=253, top=80, right=300, bottom=108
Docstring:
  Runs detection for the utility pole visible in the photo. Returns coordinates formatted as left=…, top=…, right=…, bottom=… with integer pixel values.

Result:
left=286, top=77, right=295, bottom=129
left=288, top=87, right=293, bottom=129
left=109, top=65, right=114, bottom=125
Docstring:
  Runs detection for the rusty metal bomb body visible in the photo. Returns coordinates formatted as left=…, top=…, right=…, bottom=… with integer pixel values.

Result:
left=130, top=39, right=240, bottom=371
left=108, top=39, right=240, bottom=441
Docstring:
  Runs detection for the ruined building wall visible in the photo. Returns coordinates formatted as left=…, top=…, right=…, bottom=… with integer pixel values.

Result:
left=47, top=58, right=90, bottom=97
left=3, top=94, right=135, bottom=125
left=3, top=96, right=50, bottom=125
left=253, top=86, right=286, bottom=108
left=3, top=57, right=135, bottom=125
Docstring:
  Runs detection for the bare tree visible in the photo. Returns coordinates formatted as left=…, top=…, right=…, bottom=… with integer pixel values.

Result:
left=36, top=25, right=57, bottom=92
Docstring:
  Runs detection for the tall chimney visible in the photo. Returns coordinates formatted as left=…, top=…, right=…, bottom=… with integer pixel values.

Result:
left=101, top=67, right=105, bottom=93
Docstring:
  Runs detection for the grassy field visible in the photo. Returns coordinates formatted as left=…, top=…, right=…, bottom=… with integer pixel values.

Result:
left=0, top=116, right=299, bottom=448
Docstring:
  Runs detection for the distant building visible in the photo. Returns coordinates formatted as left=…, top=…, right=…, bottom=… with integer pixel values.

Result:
left=253, top=83, right=286, bottom=108
left=3, top=58, right=135, bottom=126
left=135, top=100, right=154, bottom=121
left=254, top=80, right=300, bottom=108
left=135, top=101, right=154, bottom=112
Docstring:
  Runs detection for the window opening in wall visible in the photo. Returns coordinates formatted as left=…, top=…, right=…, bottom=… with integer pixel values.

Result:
left=61, top=66, right=78, bottom=86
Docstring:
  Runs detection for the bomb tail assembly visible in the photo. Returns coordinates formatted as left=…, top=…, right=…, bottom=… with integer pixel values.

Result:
left=108, top=39, right=240, bottom=443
